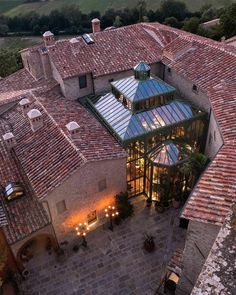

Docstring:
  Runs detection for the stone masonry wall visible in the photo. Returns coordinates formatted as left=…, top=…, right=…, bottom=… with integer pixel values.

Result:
left=163, top=67, right=223, bottom=160
left=177, top=220, right=220, bottom=294
left=94, top=62, right=162, bottom=94
left=46, top=157, right=127, bottom=242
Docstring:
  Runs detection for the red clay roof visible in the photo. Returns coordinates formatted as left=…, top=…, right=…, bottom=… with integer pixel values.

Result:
left=0, top=125, right=50, bottom=244
left=1, top=22, right=236, bottom=227
left=48, top=24, right=164, bottom=79
left=182, top=81, right=236, bottom=225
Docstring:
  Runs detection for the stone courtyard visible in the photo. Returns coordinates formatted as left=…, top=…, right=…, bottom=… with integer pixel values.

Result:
left=20, top=197, right=186, bottom=295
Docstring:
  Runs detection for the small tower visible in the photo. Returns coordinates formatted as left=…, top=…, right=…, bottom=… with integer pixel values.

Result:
left=3, top=132, right=16, bottom=149
left=134, top=62, right=151, bottom=80
left=27, top=109, right=43, bottom=132
left=43, top=31, right=55, bottom=46
left=19, top=97, right=30, bottom=116
left=91, top=18, right=101, bottom=33
left=66, top=121, right=80, bottom=139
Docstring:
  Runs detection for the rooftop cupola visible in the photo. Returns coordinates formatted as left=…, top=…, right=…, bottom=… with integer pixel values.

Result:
left=92, top=18, right=101, bottom=33
left=134, top=62, right=151, bottom=80
left=19, top=98, right=30, bottom=116
left=66, top=121, right=80, bottom=139
left=3, top=132, right=16, bottom=149
left=27, top=109, right=43, bottom=132
left=43, top=31, right=55, bottom=46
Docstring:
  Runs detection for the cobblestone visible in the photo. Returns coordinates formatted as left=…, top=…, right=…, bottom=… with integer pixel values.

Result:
left=20, top=196, right=186, bottom=295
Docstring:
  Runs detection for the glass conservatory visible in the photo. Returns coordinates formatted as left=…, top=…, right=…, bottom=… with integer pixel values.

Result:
left=87, top=62, right=208, bottom=199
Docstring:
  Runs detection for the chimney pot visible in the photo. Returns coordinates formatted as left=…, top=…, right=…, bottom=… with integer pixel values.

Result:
left=19, top=98, right=30, bottom=116
left=3, top=132, right=16, bottom=149
left=43, top=31, right=55, bottom=46
left=66, top=121, right=80, bottom=139
left=27, top=109, right=43, bottom=132
left=91, top=18, right=101, bottom=33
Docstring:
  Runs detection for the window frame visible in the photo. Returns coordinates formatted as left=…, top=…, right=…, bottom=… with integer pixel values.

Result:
left=79, top=75, right=87, bottom=89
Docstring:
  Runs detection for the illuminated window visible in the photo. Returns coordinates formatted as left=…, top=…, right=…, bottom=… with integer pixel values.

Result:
left=98, top=179, right=107, bottom=192
left=56, top=200, right=67, bottom=214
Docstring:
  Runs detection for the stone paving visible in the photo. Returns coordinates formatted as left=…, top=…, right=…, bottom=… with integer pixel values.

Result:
left=20, top=196, right=186, bottom=295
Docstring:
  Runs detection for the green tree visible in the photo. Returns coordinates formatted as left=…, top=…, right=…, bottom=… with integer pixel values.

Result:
left=161, top=0, right=189, bottom=21
left=113, top=15, right=122, bottom=27
left=0, top=24, right=9, bottom=36
left=220, top=3, right=236, bottom=38
left=164, top=17, right=181, bottom=28
left=0, top=49, right=23, bottom=78
left=183, top=17, right=200, bottom=33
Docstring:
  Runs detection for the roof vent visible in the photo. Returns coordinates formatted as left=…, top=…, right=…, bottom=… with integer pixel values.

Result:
left=82, top=34, right=94, bottom=45
left=66, top=121, right=80, bottom=139
left=27, top=109, right=43, bottom=132
left=3, top=132, right=16, bottom=149
left=19, top=98, right=30, bottom=116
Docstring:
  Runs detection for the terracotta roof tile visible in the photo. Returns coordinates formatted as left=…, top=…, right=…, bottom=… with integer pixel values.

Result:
left=48, top=24, right=163, bottom=79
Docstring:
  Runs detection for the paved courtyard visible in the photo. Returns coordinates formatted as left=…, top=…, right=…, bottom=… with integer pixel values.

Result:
left=20, top=197, right=186, bottom=295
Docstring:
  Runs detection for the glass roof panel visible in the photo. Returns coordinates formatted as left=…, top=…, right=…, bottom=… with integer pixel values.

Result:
left=112, top=76, right=176, bottom=102
left=89, top=93, right=204, bottom=142
left=149, top=141, right=191, bottom=166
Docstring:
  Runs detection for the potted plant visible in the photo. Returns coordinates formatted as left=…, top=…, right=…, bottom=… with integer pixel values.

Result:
left=143, top=234, right=155, bottom=253
left=146, top=198, right=152, bottom=207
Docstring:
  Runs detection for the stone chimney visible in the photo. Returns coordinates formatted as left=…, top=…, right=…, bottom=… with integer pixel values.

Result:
left=43, top=31, right=55, bottom=46
left=3, top=132, right=16, bottom=149
left=92, top=18, right=101, bottom=33
left=27, top=109, right=43, bottom=132
left=66, top=121, right=80, bottom=139
left=19, top=97, right=30, bottom=116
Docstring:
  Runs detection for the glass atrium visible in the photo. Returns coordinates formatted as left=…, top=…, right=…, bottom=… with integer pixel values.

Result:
left=87, top=62, right=208, bottom=200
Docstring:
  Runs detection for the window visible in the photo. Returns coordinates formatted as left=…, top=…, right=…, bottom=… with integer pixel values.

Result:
left=109, top=78, right=114, bottom=83
left=87, top=210, right=97, bottom=224
left=167, top=67, right=171, bottom=74
left=98, top=179, right=107, bottom=192
left=192, top=84, right=198, bottom=93
left=79, top=75, right=87, bottom=89
left=214, top=131, right=216, bottom=141
left=56, top=200, right=67, bottom=214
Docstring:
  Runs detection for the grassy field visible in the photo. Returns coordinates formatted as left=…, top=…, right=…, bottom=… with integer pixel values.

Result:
left=0, top=0, right=234, bottom=16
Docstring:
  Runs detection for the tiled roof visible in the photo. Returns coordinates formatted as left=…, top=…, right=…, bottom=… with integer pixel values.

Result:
left=48, top=24, right=163, bottom=79
left=0, top=90, right=125, bottom=201
left=182, top=81, right=236, bottom=225
left=0, top=93, right=86, bottom=200
left=0, top=131, right=50, bottom=244
left=33, top=88, right=126, bottom=161
left=0, top=68, right=58, bottom=106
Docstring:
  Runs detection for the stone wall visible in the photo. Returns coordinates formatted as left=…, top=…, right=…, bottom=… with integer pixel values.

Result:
left=94, top=62, right=162, bottom=94
left=163, top=67, right=223, bottom=160
left=21, top=50, right=44, bottom=80
left=45, top=157, right=127, bottom=242
left=177, top=220, right=220, bottom=294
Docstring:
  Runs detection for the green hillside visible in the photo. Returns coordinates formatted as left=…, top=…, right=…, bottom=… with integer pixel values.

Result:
left=0, top=0, right=234, bottom=16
